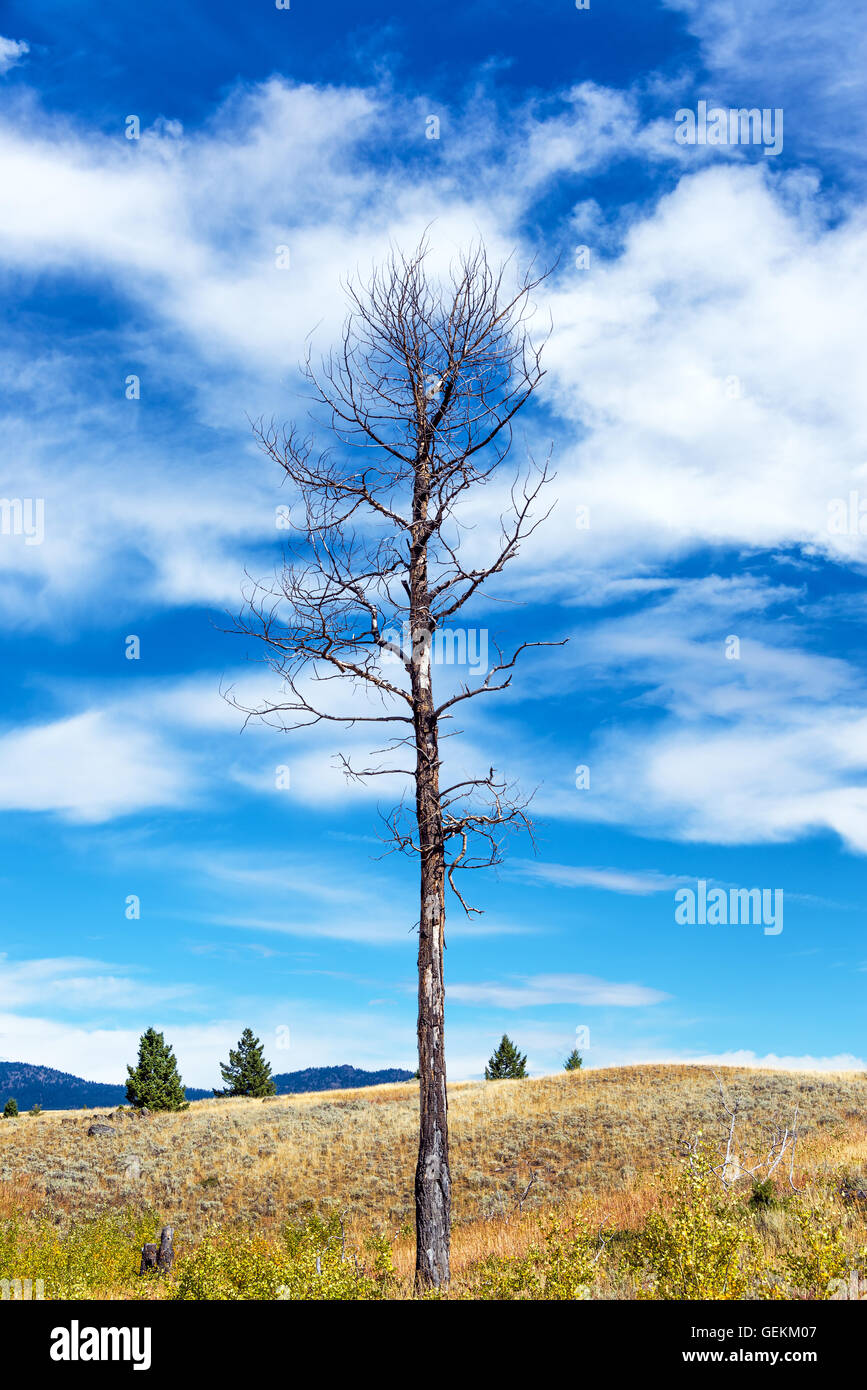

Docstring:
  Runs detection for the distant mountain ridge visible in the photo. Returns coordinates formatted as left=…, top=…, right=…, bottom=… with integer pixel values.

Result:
left=0, top=1060, right=414, bottom=1111
left=270, top=1064, right=414, bottom=1093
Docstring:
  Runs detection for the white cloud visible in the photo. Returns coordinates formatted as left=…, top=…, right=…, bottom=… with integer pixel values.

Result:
left=0, top=664, right=515, bottom=825
left=0, top=37, right=27, bottom=75
left=189, top=853, right=379, bottom=906
left=525, top=164, right=867, bottom=585
left=203, top=911, right=529, bottom=948
left=0, top=1002, right=421, bottom=1086
left=663, top=0, right=867, bottom=171
left=1, top=82, right=864, bottom=631
left=499, top=576, right=867, bottom=853
left=449, top=973, right=670, bottom=1008
left=521, top=82, right=679, bottom=185
left=0, top=955, right=193, bottom=1011
left=6, top=567, right=867, bottom=858
left=510, top=860, right=682, bottom=894
left=581, top=1047, right=867, bottom=1074
left=0, top=80, right=504, bottom=628
left=0, top=1014, right=237, bottom=1087
left=0, top=710, right=193, bottom=821
left=0, top=80, right=515, bottom=370
left=1, top=72, right=866, bottom=867
left=204, top=912, right=412, bottom=947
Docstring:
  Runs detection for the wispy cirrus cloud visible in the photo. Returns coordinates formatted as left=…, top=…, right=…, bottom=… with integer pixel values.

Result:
left=516, top=577, right=867, bottom=855
left=204, top=912, right=532, bottom=948
left=0, top=955, right=195, bottom=1012
left=509, top=861, right=683, bottom=895
left=662, top=0, right=867, bottom=175
left=448, top=973, right=671, bottom=1009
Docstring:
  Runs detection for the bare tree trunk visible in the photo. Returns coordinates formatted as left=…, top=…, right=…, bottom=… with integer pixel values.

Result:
left=157, top=1225, right=174, bottom=1273
left=231, top=240, right=554, bottom=1293
left=414, top=780, right=450, bottom=1291
left=411, top=447, right=451, bottom=1292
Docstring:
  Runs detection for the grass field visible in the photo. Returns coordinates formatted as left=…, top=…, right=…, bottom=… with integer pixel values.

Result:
left=1, top=1064, right=865, bottom=1299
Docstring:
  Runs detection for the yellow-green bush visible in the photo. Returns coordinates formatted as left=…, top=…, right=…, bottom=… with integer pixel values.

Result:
left=0, top=1208, right=161, bottom=1299
left=782, top=1204, right=851, bottom=1299
left=170, top=1210, right=392, bottom=1300
left=628, top=1145, right=764, bottom=1300
left=464, top=1209, right=603, bottom=1300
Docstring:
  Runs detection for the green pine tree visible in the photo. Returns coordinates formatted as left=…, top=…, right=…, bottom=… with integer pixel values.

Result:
left=3, top=1098, right=18, bottom=1118
left=126, top=1027, right=189, bottom=1111
left=215, top=1027, right=277, bottom=1098
left=484, top=1034, right=527, bottom=1080
left=564, top=1049, right=583, bottom=1072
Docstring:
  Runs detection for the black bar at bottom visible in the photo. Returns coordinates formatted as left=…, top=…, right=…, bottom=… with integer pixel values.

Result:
left=0, top=1297, right=858, bottom=1376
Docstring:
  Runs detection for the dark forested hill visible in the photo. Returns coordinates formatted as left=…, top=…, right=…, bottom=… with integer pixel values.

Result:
left=271, top=1064, right=414, bottom=1092
left=0, top=1062, right=211, bottom=1110
left=0, top=1061, right=413, bottom=1110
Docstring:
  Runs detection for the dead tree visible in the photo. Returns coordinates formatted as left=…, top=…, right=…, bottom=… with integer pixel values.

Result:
left=228, top=239, right=557, bottom=1290
left=684, top=1074, right=803, bottom=1193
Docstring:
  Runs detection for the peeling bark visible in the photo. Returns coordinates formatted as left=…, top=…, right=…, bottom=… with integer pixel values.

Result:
left=411, top=435, right=451, bottom=1291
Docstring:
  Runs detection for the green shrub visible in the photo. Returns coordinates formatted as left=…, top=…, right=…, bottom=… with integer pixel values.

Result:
left=3, top=1099, right=18, bottom=1119
left=465, top=1209, right=603, bottom=1300
left=749, top=1176, right=778, bottom=1207
left=0, top=1208, right=162, bottom=1299
left=782, top=1204, right=849, bottom=1299
left=628, top=1145, right=764, bottom=1300
left=170, top=1210, right=392, bottom=1301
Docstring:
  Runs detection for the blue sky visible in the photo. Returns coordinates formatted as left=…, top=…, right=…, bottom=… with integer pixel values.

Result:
left=1, top=1, right=866, bottom=1086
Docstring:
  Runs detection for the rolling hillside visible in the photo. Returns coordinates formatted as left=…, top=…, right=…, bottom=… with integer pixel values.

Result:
left=0, top=1064, right=864, bottom=1299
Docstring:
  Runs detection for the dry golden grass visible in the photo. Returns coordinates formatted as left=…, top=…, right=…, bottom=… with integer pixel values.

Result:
left=1, top=1063, right=864, bottom=1276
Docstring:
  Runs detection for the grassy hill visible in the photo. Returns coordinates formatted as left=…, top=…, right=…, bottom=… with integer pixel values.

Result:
left=0, top=1063, right=864, bottom=1298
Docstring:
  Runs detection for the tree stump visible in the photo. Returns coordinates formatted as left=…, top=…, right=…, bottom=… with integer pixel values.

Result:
left=139, top=1227, right=173, bottom=1276
left=157, top=1226, right=174, bottom=1273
